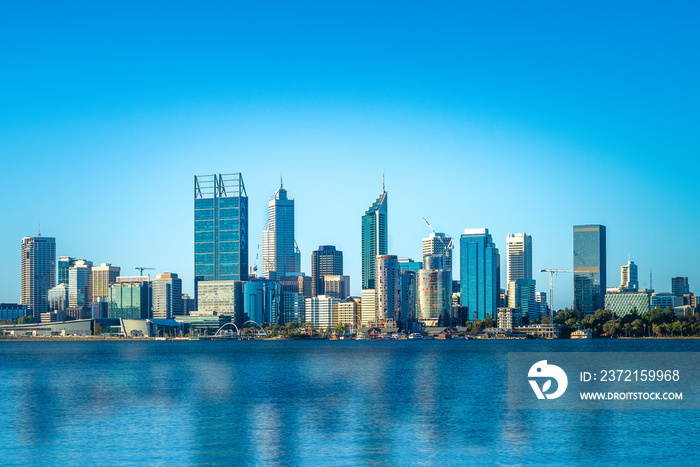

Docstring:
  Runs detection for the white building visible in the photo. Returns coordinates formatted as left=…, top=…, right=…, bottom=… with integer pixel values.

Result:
left=506, top=233, right=532, bottom=309
left=304, top=295, right=339, bottom=329
left=360, top=289, right=376, bottom=327
left=422, top=232, right=453, bottom=272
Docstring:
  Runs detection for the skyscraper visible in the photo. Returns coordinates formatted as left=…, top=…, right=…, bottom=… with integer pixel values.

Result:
left=506, top=233, right=532, bottom=309
left=262, top=180, right=300, bottom=280
left=92, top=263, right=120, bottom=303
left=109, top=277, right=151, bottom=320
left=152, top=272, right=183, bottom=319
left=194, top=173, right=248, bottom=303
left=21, top=235, right=56, bottom=319
left=323, top=275, right=351, bottom=300
left=311, top=245, right=343, bottom=297
left=68, top=260, right=93, bottom=307
left=361, top=187, right=387, bottom=290
left=672, top=277, right=689, bottom=296
left=422, top=232, right=453, bottom=272
left=57, top=256, right=75, bottom=286
left=375, top=255, right=400, bottom=324
left=460, top=228, right=500, bottom=321
left=573, top=224, right=606, bottom=313
left=620, top=260, right=639, bottom=290
left=418, top=254, right=451, bottom=326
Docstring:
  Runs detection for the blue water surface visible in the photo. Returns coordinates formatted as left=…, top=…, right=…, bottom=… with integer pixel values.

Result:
left=0, top=339, right=697, bottom=466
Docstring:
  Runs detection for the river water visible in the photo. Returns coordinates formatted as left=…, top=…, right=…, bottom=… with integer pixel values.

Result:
left=0, top=339, right=697, bottom=466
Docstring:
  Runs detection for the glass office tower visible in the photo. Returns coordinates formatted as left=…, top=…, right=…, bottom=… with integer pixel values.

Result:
left=573, top=224, right=606, bottom=313
left=194, top=174, right=248, bottom=303
left=361, top=188, right=387, bottom=290
left=460, top=228, right=500, bottom=321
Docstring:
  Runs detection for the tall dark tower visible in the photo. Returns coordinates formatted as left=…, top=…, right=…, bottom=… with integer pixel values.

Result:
left=194, top=174, right=248, bottom=305
left=573, top=224, right=606, bottom=313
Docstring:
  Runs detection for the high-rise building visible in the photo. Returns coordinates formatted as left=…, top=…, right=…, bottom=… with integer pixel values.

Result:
left=196, top=280, right=244, bottom=322
left=418, top=254, right=451, bottom=326
left=506, top=233, right=533, bottom=309
left=182, top=293, right=196, bottom=315
left=109, top=277, right=151, bottom=320
left=375, top=255, right=400, bottom=324
left=535, top=291, right=549, bottom=319
left=323, top=275, right=350, bottom=300
left=48, top=283, right=69, bottom=313
left=311, top=246, right=343, bottom=297
left=620, top=260, right=639, bottom=290
left=672, top=277, right=689, bottom=296
left=399, top=269, right=417, bottom=326
left=280, top=274, right=313, bottom=298
left=304, top=295, right=339, bottom=330
left=513, top=279, right=537, bottom=321
left=68, top=260, right=93, bottom=307
left=281, top=291, right=305, bottom=325
left=57, top=256, right=75, bottom=286
left=152, top=272, right=183, bottom=319
left=361, top=188, right=387, bottom=290
left=337, top=297, right=360, bottom=331
left=360, top=289, right=376, bottom=327
left=262, top=180, right=300, bottom=280
left=460, top=228, right=500, bottom=321
left=92, top=263, right=120, bottom=303
left=573, top=224, right=606, bottom=313
left=244, top=279, right=281, bottom=325
left=422, top=232, right=453, bottom=272
left=194, top=173, right=248, bottom=304
left=21, top=235, right=56, bottom=319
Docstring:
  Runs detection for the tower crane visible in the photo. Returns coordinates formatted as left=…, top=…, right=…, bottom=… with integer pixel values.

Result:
left=251, top=243, right=260, bottom=276
left=422, top=218, right=454, bottom=250
left=135, top=267, right=155, bottom=277
left=538, top=269, right=574, bottom=325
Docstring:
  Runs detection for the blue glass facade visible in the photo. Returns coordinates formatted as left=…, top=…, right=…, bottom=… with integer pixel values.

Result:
left=460, top=229, right=500, bottom=321
left=195, top=174, right=248, bottom=303
left=361, top=190, right=387, bottom=290
left=573, top=224, right=606, bottom=313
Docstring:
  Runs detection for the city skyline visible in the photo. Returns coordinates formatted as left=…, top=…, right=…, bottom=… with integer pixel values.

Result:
left=4, top=176, right=698, bottom=312
left=1, top=3, right=698, bottom=309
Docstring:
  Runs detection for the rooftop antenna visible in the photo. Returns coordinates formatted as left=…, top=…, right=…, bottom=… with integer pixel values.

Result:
left=382, top=170, right=385, bottom=192
left=650, top=270, right=653, bottom=290
left=37, top=223, right=41, bottom=237
left=280, top=175, right=283, bottom=189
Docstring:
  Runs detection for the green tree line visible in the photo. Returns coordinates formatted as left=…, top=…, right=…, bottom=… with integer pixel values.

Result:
left=551, top=306, right=699, bottom=338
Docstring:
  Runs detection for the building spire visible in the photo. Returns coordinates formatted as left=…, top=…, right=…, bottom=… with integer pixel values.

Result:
left=38, top=223, right=41, bottom=237
left=382, top=170, right=385, bottom=192
left=280, top=175, right=283, bottom=189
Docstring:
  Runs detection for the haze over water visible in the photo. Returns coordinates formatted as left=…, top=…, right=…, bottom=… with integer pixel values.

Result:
left=1, top=340, right=697, bottom=466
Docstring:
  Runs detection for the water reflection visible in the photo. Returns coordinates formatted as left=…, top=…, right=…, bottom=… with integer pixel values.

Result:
left=0, top=340, right=698, bottom=466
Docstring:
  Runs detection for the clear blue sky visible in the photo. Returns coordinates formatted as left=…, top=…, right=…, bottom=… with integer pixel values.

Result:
left=1, top=1, right=698, bottom=309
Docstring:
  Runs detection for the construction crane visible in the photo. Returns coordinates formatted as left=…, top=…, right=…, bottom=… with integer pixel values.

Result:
left=422, top=217, right=454, bottom=250
left=539, top=269, right=574, bottom=324
left=135, top=267, right=155, bottom=277
left=251, top=243, right=260, bottom=276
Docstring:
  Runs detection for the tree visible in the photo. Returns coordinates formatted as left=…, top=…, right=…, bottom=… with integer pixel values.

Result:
left=335, top=323, right=346, bottom=335
left=94, top=323, right=104, bottom=335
